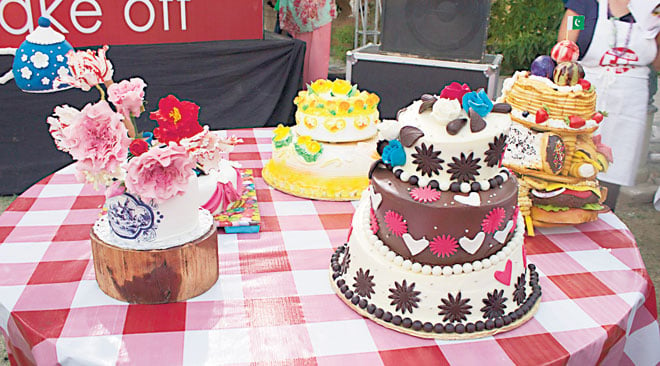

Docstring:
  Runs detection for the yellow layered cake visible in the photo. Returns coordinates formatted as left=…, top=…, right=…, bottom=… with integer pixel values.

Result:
left=263, top=80, right=381, bottom=201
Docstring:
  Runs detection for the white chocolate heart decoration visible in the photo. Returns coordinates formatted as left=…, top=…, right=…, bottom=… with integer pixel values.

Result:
left=454, top=192, right=481, bottom=206
left=402, top=233, right=429, bottom=256
left=370, top=186, right=383, bottom=210
left=493, top=220, right=514, bottom=243
left=459, top=232, right=485, bottom=255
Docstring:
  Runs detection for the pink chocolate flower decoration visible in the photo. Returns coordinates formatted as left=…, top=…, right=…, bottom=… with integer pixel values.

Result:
left=384, top=210, right=407, bottom=237
left=370, top=207, right=379, bottom=234
left=439, top=82, right=471, bottom=105
left=482, top=207, right=506, bottom=233
left=54, top=45, right=114, bottom=91
left=429, top=234, right=458, bottom=258
left=108, top=78, right=146, bottom=117
left=124, top=145, right=195, bottom=203
left=410, top=186, right=442, bottom=203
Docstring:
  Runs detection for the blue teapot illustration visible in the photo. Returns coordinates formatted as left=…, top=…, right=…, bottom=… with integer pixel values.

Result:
left=0, top=17, right=73, bottom=93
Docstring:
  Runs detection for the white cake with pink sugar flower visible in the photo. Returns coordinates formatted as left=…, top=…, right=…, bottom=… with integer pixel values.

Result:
left=43, top=42, right=234, bottom=303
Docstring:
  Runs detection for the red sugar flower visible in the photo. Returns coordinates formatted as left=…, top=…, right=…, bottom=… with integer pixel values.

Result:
left=129, top=139, right=149, bottom=156
left=429, top=234, right=458, bottom=258
left=482, top=207, right=506, bottom=233
left=384, top=210, right=407, bottom=237
left=370, top=208, right=379, bottom=234
left=151, top=95, right=203, bottom=144
left=410, top=186, right=442, bottom=203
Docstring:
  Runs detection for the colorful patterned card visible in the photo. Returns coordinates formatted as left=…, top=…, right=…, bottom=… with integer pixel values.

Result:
left=213, top=168, right=261, bottom=233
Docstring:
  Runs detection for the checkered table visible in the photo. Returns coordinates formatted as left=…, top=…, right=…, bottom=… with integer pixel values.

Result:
left=0, top=128, right=658, bottom=365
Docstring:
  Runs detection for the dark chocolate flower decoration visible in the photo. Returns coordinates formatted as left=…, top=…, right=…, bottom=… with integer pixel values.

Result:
left=481, top=289, right=507, bottom=319
left=340, top=245, right=351, bottom=275
left=485, top=133, right=507, bottom=167
left=353, top=268, right=376, bottom=299
left=388, top=279, right=421, bottom=314
left=411, top=143, right=444, bottom=177
left=447, top=152, right=482, bottom=183
left=513, top=273, right=526, bottom=305
left=419, top=94, right=437, bottom=113
left=438, top=292, right=472, bottom=323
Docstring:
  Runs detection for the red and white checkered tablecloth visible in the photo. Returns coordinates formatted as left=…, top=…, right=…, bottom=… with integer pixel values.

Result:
left=0, top=127, right=658, bottom=365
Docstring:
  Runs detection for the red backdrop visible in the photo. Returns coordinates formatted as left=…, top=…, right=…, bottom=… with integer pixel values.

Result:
left=0, top=0, right=262, bottom=47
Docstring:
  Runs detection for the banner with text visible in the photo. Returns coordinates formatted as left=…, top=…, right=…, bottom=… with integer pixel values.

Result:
left=0, top=0, right=262, bottom=47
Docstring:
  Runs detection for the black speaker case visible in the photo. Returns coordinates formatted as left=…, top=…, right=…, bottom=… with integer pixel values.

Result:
left=346, top=44, right=502, bottom=120
left=380, top=0, right=491, bottom=62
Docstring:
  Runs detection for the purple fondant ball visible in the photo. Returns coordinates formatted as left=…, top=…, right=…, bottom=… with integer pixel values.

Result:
left=530, top=55, right=556, bottom=79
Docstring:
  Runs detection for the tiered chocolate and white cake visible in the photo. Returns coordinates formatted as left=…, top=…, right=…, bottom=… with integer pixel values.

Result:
left=330, top=85, right=541, bottom=339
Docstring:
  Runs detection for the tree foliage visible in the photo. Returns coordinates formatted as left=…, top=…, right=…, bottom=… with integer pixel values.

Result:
left=487, top=0, right=565, bottom=74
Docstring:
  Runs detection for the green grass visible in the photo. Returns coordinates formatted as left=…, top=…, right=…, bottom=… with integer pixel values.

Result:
left=330, top=23, right=355, bottom=63
left=0, top=196, right=15, bottom=213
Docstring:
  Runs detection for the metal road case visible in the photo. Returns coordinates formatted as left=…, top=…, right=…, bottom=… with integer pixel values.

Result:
left=346, top=44, right=502, bottom=119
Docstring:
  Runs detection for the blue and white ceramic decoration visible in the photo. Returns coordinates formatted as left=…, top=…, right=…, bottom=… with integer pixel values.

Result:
left=107, top=193, right=158, bottom=242
left=5, top=17, right=74, bottom=93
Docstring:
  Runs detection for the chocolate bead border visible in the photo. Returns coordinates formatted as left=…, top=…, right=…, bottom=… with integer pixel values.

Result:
left=392, top=167, right=511, bottom=193
left=330, top=244, right=542, bottom=336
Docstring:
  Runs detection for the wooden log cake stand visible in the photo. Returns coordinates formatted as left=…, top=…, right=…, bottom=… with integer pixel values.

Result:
left=90, top=224, right=219, bottom=304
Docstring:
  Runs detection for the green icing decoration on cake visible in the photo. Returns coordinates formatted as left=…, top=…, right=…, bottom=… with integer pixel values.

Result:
left=294, top=135, right=323, bottom=162
left=273, top=125, right=293, bottom=149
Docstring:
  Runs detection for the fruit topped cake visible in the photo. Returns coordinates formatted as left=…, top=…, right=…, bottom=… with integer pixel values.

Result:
left=329, top=83, right=541, bottom=339
left=263, top=79, right=381, bottom=201
left=499, top=40, right=611, bottom=233
left=500, top=41, right=601, bottom=135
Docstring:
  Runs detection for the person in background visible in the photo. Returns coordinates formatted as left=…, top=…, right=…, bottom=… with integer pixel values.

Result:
left=277, top=0, right=337, bottom=87
left=559, top=0, right=660, bottom=211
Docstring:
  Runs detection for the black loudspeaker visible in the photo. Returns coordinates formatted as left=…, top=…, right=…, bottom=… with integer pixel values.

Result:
left=380, top=0, right=491, bottom=62
left=347, top=45, right=501, bottom=119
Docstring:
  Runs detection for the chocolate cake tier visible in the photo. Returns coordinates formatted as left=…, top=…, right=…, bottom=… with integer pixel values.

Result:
left=370, top=166, right=518, bottom=266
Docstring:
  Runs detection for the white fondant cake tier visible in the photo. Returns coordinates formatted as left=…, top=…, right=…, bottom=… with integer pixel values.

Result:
left=295, top=109, right=379, bottom=143
left=93, top=209, right=213, bottom=250
left=272, top=127, right=377, bottom=178
left=330, top=194, right=540, bottom=337
left=389, top=98, right=512, bottom=189
left=263, top=126, right=377, bottom=200
left=95, top=176, right=214, bottom=250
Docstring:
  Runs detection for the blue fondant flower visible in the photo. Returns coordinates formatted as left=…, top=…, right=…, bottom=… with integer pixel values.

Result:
left=382, top=140, right=406, bottom=167
left=462, top=90, right=493, bottom=117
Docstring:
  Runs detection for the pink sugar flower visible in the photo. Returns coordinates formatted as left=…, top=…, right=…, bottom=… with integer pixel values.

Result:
left=46, top=104, right=80, bottom=152
left=124, top=145, right=195, bottom=203
left=54, top=45, right=114, bottom=91
left=108, top=78, right=146, bottom=117
left=51, top=100, right=130, bottom=187
left=384, top=210, right=407, bottom=237
left=429, top=234, right=458, bottom=258
left=482, top=207, right=506, bottom=233
left=105, top=181, right=126, bottom=199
